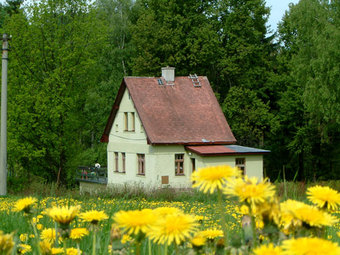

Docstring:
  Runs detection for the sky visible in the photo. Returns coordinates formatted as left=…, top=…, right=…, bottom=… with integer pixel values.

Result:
left=266, top=0, right=299, bottom=32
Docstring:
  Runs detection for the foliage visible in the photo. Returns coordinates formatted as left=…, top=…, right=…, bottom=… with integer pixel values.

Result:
left=273, top=0, right=340, bottom=181
left=4, top=0, right=105, bottom=183
left=222, top=86, right=278, bottom=147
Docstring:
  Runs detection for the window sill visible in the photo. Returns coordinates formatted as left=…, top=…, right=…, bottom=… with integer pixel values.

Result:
left=175, top=174, right=185, bottom=176
left=124, top=130, right=135, bottom=132
left=114, top=171, right=125, bottom=174
left=137, top=173, right=145, bottom=176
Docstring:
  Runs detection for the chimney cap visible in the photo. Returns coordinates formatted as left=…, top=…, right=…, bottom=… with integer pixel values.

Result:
left=161, top=66, right=175, bottom=70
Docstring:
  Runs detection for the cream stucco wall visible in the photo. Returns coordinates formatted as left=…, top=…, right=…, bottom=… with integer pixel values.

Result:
left=107, top=89, right=264, bottom=189
left=191, top=154, right=264, bottom=180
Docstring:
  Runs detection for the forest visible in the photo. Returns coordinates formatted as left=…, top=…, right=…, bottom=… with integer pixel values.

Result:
left=0, top=0, right=339, bottom=186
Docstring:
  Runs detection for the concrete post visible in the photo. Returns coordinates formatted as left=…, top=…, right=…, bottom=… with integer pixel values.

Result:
left=0, top=34, right=9, bottom=196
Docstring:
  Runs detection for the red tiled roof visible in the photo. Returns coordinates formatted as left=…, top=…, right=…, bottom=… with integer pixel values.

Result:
left=101, top=76, right=236, bottom=145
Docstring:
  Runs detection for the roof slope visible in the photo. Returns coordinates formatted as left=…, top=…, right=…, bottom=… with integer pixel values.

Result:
left=101, top=76, right=236, bottom=145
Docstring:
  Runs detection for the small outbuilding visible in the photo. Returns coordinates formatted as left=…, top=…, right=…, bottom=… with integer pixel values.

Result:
left=101, top=67, right=269, bottom=189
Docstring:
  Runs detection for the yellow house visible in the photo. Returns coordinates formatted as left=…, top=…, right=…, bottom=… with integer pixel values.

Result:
left=101, top=67, right=269, bottom=189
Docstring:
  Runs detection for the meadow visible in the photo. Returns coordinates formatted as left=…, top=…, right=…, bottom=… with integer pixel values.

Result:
left=1, top=167, right=340, bottom=255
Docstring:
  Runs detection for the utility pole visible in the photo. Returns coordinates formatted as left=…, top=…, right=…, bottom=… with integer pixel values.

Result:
left=0, top=34, right=10, bottom=196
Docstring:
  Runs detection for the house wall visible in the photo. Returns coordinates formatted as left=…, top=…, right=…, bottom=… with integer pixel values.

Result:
left=107, top=89, right=263, bottom=189
left=191, top=154, right=263, bottom=180
left=107, top=89, right=151, bottom=188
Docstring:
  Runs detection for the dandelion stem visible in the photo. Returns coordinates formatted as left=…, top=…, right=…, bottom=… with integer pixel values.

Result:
left=217, top=188, right=228, bottom=248
left=63, top=238, right=67, bottom=254
left=77, top=243, right=81, bottom=255
left=92, top=229, right=97, bottom=255
left=54, top=222, right=59, bottom=247
left=164, top=243, right=168, bottom=255
left=251, top=214, right=258, bottom=248
left=135, top=241, right=141, bottom=255
left=148, top=238, right=152, bottom=255
left=30, top=219, right=41, bottom=255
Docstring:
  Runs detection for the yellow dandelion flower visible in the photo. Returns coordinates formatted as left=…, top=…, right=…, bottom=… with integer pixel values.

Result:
left=121, top=234, right=132, bottom=244
left=37, top=224, right=43, bottom=230
left=292, top=205, right=337, bottom=227
left=191, top=235, right=206, bottom=247
left=70, top=228, right=89, bottom=241
left=66, top=247, right=80, bottom=255
left=238, top=205, right=250, bottom=215
left=199, top=228, right=223, bottom=240
left=223, top=177, right=275, bottom=207
left=114, top=209, right=155, bottom=235
left=39, top=240, right=51, bottom=255
left=194, top=215, right=205, bottom=222
left=147, top=212, right=198, bottom=246
left=281, top=200, right=337, bottom=229
left=46, top=205, right=80, bottom=228
left=307, top=185, right=340, bottom=211
left=51, top=248, right=64, bottom=254
left=0, top=231, right=14, bottom=255
left=40, top=240, right=64, bottom=255
left=252, top=243, right=282, bottom=255
left=153, top=207, right=182, bottom=217
left=19, top=234, right=28, bottom=242
left=17, top=244, right=32, bottom=254
left=253, top=199, right=281, bottom=226
left=79, top=210, right=108, bottom=224
left=13, top=197, right=37, bottom=213
left=282, top=237, right=340, bottom=255
left=41, top=228, right=58, bottom=244
left=280, top=199, right=306, bottom=230
left=192, top=165, right=241, bottom=194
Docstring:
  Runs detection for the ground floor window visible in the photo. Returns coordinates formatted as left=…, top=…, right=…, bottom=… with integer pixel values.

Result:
left=114, top=152, right=119, bottom=172
left=175, top=154, right=184, bottom=175
left=137, top=154, right=145, bottom=175
left=122, top=153, right=126, bottom=173
left=235, top=158, right=246, bottom=175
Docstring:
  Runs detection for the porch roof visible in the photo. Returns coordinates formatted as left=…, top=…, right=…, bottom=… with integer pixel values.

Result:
left=186, top=145, right=270, bottom=156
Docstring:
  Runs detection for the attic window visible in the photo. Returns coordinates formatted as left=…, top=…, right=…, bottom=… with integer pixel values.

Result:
left=124, top=112, right=135, bottom=132
left=157, top=78, right=164, bottom=85
left=124, top=112, right=128, bottom=131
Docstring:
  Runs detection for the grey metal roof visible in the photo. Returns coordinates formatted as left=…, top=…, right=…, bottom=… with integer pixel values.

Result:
left=225, top=145, right=270, bottom=154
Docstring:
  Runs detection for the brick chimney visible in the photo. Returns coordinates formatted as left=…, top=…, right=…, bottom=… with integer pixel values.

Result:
left=161, top=66, right=175, bottom=82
